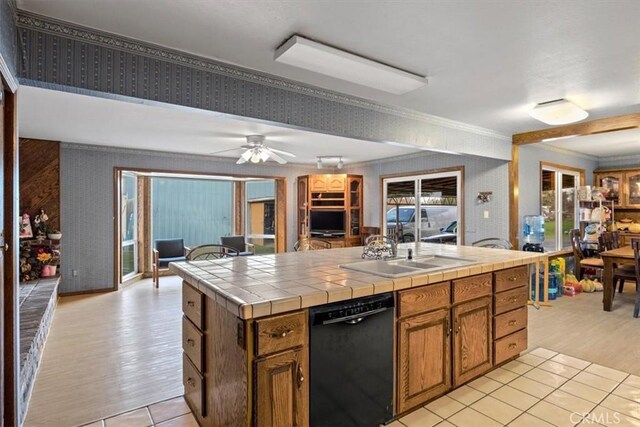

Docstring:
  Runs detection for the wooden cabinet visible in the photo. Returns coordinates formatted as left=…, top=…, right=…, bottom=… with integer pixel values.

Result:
left=492, top=267, right=528, bottom=366
left=594, top=168, right=640, bottom=209
left=452, top=297, right=492, bottom=387
left=182, top=282, right=207, bottom=418
left=594, top=172, right=624, bottom=207
left=397, top=309, right=451, bottom=413
left=255, top=348, right=308, bottom=427
left=619, top=233, right=640, bottom=247
left=297, top=174, right=363, bottom=247
left=625, top=171, right=640, bottom=208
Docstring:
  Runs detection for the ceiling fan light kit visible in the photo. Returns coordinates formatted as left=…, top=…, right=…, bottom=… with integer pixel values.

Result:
left=232, top=135, right=296, bottom=165
left=529, top=99, right=589, bottom=125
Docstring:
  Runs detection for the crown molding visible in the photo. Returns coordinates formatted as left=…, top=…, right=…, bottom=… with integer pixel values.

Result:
left=17, top=10, right=509, bottom=143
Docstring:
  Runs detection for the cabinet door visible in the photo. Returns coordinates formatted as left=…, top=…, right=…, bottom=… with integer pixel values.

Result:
left=596, top=173, right=623, bottom=207
left=397, top=310, right=451, bottom=413
left=327, top=175, right=345, bottom=191
left=452, top=297, right=492, bottom=387
left=625, top=172, right=640, bottom=207
left=297, top=177, right=309, bottom=235
left=255, top=348, right=308, bottom=427
left=309, top=175, right=328, bottom=192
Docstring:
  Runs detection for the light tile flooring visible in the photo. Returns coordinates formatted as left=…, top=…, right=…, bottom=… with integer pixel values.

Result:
left=389, top=347, right=640, bottom=427
left=80, top=396, right=196, bottom=427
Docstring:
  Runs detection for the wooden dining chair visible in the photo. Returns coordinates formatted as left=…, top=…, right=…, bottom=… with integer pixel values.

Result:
left=599, top=231, right=637, bottom=300
left=186, top=244, right=239, bottom=260
left=632, top=238, right=640, bottom=318
left=570, top=229, right=603, bottom=280
left=293, top=238, right=332, bottom=252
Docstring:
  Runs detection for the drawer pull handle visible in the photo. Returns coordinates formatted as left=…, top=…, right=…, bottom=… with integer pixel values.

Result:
left=297, top=365, right=305, bottom=389
left=509, top=297, right=518, bottom=302
left=454, top=319, right=461, bottom=334
left=187, top=301, right=195, bottom=307
left=508, top=320, right=517, bottom=326
left=508, top=277, right=518, bottom=282
left=445, top=317, right=450, bottom=337
left=186, top=338, right=195, bottom=346
left=187, top=377, right=196, bottom=388
left=272, top=329, right=293, bottom=338
left=508, top=343, right=517, bottom=349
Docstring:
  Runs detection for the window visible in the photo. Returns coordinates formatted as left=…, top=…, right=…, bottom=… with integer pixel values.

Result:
left=246, top=180, right=276, bottom=254
left=121, top=172, right=138, bottom=278
left=541, top=165, right=581, bottom=252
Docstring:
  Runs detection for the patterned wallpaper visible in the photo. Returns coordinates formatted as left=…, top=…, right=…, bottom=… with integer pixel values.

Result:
left=0, top=0, right=17, bottom=86
left=16, top=11, right=511, bottom=160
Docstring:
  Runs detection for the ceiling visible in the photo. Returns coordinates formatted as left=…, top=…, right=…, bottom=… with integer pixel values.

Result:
left=18, top=86, right=422, bottom=164
left=540, top=128, right=640, bottom=158
left=16, top=0, right=640, bottom=136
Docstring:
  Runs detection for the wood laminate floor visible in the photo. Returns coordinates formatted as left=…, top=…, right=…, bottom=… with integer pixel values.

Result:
left=24, top=277, right=183, bottom=427
left=23, top=274, right=640, bottom=426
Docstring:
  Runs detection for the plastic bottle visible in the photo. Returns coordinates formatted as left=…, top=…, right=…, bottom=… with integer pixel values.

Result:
left=548, top=272, right=558, bottom=301
left=523, top=215, right=545, bottom=244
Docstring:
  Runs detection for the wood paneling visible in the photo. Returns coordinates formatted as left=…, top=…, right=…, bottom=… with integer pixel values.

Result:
left=234, top=181, right=245, bottom=237
left=398, top=282, right=450, bottom=319
left=3, top=87, right=18, bottom=426
left=19, top=139, right=60, bottom=231
left=255, top=311, right=306, bottom=357
left=275, top=179, right=286, bottom=253
left=509, top=144, right=519, bottom=249
left=513, top=113, right=640, bottom=146
left=397, top=309, right=451, bottom=414
left=453, top=297, right=492, bottom=387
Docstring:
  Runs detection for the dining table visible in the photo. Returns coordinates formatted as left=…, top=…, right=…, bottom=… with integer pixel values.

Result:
left=600, top=245, right=636, bottom=311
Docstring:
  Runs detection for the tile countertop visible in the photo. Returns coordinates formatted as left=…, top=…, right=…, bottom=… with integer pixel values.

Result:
left=169, top=243, right=547, bottom=320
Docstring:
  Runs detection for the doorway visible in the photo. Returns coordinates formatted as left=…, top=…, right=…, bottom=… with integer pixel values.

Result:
left=382, top=168, right=463, bottom=244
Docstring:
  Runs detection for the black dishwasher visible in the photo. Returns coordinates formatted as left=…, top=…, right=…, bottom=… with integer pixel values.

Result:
left=309, top=293, right=394, bottom=427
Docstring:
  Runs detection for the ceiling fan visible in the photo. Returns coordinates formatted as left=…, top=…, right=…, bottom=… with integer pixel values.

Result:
left=210, top=135, right=296, bottom=164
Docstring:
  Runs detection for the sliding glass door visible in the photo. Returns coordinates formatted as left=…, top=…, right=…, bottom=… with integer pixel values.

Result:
left=121, top=172, right=138, bottom=279
left=383, top=170, right=462, bottom=244
left=541, top=167, right=579, bottom=252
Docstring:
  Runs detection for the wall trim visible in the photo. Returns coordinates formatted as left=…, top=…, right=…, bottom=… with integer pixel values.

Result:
left=532, top=142, right=599, bottom=161
left=16, top=10, right=509, bottom=143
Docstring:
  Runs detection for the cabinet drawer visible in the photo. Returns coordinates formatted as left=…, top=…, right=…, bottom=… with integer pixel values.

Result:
left=182, top=282, right=204, bottom=329
left=398, top=282, right=450, bottom=318
left=494, top=306, right=527, bottom=340
left=494, top=286, right=528, bottom=315
left=255, top=311, right=306, bottom=357
left=453, top=273, right=492, bottom=304
left=495, top=266, right=529, bottom=293
left=182, top=317, right=204, bottom=373
left=183, top=353, right=205, bottom=417
left=494, top=329, right=527, bottom=365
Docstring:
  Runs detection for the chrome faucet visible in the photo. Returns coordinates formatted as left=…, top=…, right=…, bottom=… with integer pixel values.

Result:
left=407, top=248, right=413, bottom=260
left=390, top=239, right=398, bottom=258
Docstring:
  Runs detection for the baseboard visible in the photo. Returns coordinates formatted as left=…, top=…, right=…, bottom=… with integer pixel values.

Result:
left=58, top=287, right=115, bottom=297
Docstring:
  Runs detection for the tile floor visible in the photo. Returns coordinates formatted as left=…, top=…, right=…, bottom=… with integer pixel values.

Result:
left=80, top=396, right=197, bottom=427
left=78, top=347, right=640, bottom=427
left=388, top=347, right=640, bottom=427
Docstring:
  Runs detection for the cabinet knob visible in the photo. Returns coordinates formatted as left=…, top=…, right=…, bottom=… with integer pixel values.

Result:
left=297, top=365, right=305, bottom=389
left=508, top=343, right=517, bottom=349
left=508, top=276, right=518, bottom=282
left=454, top=319, right=461, bottom=334
left=272, top=329, right=293, bottom=338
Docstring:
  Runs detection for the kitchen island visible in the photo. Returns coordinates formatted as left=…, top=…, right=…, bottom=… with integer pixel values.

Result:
left=170, top=243, right=546, bottom=427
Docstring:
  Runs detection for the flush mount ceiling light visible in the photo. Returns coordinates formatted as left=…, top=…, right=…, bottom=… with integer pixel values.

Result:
left=529, top=99, right=589, bottom=125
left=317, top=156, right=344, bottom=169
left=274, top=35, right=427, bottom=95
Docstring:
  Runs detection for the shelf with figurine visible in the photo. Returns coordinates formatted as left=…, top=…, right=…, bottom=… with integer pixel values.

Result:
left=577, top=186, right=614, bottom=244
left=19, top=208, right=62, bottom=282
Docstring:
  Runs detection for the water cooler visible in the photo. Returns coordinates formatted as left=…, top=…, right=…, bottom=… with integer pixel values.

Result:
left=522, top=215, right=545, bottom=253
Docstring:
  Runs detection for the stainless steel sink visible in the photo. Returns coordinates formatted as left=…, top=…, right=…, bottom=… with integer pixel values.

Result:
left=340, top=255, right=477, bottom=278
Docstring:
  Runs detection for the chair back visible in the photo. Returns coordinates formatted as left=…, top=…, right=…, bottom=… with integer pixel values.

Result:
left=633, top=238, right=640, bottom=280
left=220, top=236, right=246, bottom=252
left=570, top=229, right=584, bottom=263
left=187, top=244, right=239, bottom=260
left=598, top=231, right=620, bottom=252
left=471, top=238, right=513, bottom=250
left=293, top=238, right=332, bottom=252
left=154, top=238, right=185, bottom=258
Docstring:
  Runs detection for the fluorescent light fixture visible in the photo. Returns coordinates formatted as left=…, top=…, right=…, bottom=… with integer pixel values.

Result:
left=529, top=99, right=588, bottom=125
left=275, top=35, right=427, bottom=95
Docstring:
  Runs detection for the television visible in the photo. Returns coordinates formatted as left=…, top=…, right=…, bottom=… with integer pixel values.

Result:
left=310, top=210, right=346, bottom=236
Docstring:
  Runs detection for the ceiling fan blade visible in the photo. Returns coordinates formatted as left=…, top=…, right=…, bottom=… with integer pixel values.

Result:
left=209, top=147, right=243, bottom=155
left=269, top=147, right=296, bottom=157
left=236, top=156, right=248, bottom=164
left=267, top=150, right=288, bottom=164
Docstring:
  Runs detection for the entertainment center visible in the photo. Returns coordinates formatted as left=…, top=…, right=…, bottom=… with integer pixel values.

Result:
left=297, top=174, right=363, bottom=247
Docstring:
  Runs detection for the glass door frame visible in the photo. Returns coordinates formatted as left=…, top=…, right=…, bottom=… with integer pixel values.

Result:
left=540, top=164, right=582, bottom=251
left=120, top=171, right=139, bottom=282
left=382, top=168, right=463, bottom=244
